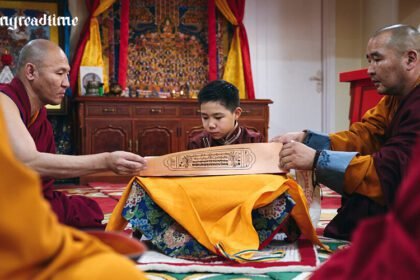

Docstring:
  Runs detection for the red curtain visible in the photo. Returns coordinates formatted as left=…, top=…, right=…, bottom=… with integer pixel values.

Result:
left=69, top=0, right=100, bottom=95
left=226, top=0, right=255, bottom=99
left=208, top=0, right=218, bottom=81
left=118, top=0, right=129, bottom=88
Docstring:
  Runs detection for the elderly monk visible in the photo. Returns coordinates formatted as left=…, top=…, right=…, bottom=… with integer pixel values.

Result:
left=272, top=24, right=420, bottom=240
left=311, top=138, right=420, bottom=279
left=0, top=39, right=146, bottom=228
left=0, top=103, right=145, bottom=279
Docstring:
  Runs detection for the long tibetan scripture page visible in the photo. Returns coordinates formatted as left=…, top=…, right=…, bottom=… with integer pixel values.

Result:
left=140, top=143, right=287, bottom=176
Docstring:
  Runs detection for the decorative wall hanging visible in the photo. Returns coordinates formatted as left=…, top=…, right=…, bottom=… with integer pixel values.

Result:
left=95, top=0, right=231, bottom=98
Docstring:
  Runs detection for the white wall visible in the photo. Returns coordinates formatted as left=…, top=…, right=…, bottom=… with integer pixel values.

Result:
left=245, top=0, right=324, bottom=139
left=362, top=0, right=399, bottom=59
left=334, top=0, right=363, bottom=131
left=334, top=0, right=407, bottom=131
left=399, top=0, right=420, bottom=28
left=246, top=0, right=418, bottom=135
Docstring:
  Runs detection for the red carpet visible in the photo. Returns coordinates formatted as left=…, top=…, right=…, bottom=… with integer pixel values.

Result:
left=55, top=183, right=124, bottom=222
left=56, top=183, right=344, bottom=278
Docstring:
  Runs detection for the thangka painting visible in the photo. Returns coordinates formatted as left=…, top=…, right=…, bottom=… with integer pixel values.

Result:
left=99, top=0, right=231, bottom=97
left=0, top=1, right=59, bottom=74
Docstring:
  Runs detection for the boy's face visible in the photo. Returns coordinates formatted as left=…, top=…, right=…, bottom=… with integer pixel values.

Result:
left=200, top=101, right=242, bottom=140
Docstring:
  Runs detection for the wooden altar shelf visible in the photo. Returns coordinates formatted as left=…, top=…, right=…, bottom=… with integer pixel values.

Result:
left=75, top=97, right=272, bottom=182
left=75, top=97, right=272, bottom=156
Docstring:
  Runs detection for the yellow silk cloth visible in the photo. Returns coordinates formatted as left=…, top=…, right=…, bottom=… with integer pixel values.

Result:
left=216, top=0, right=246, bottom=99
left=81, top=0, right=116, bottom=93
left=107, top=175, right=328, bottom=257
left=330, top=96, right=400, bottom=204
left=0, top=106, right=145, bottom=279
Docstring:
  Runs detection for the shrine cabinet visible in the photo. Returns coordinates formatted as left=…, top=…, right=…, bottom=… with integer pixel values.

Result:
left=75, top=97, right=272, bottom=157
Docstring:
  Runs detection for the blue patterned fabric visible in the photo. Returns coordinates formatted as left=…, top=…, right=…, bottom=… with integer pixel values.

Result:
left=304, top=130, right=358, bottom=194
left=122, top=181, right=299, bottom=260
left=316, top=150, right=357, bottom=194
left=304, top=130, right=331, bottom=150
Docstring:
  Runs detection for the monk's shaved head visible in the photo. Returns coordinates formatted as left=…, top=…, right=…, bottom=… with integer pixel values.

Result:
left=372, top=24, right=420, bottom=55
left=16, top=39, right=64, bottom=71
left=14, top=39, right=70, bottom=107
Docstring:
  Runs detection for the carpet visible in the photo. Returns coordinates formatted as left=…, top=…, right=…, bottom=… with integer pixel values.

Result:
left=136, top=239, right=318, bottom=274
left=56, top=182, right=125, bottom=224
left=55, top=183, right=344, bottom=279
left=316, top=187, right=342, bottom=235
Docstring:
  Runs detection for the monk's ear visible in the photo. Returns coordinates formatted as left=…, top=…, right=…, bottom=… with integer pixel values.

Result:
left=405, top=49, right=418, bottom=70
left=24, top=63, right=37, bottom=81
left=234, top=107, right=242, bottom=120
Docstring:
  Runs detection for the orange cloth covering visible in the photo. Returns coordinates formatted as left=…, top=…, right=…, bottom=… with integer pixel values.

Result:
left=325, top=84, right=420, bottom=240
left=107, top=175, right=327, bottom=258
left=0, top=106, right=145, bottom=279
left=330, top=95, right=400, bottom=203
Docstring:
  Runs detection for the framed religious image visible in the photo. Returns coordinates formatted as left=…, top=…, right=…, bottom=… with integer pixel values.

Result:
left=0, top=0, right=68, bottom=115
left=79, top=66, right=104, bottom=96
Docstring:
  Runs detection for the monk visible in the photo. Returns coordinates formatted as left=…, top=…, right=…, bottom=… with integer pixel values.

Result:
left=272, top=24, right=420, bottom=240
left=311, top=138, right=420, bottom=279
left=0, top=39, right=146, bottom=228
left=188, top=79, right=263, bottom=149
left=0, top=102, right=145, bottom=279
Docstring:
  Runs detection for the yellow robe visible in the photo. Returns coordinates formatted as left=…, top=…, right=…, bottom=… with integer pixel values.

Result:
left=330, top=96, right=400, bottom=204
left=107, top=175, right=328, bottom=259
left=0, top=106, right=145, bottom=279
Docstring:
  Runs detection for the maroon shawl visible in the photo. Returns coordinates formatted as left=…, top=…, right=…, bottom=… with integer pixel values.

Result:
left=0, top=78, right=103, bottom=228
left=325, top=85, right=420, bottom=240
left=312, top=139, right=420, bottom=279
left=188, top=124, right=264, bottom=149
left=373, top=84, right=420, bottom=204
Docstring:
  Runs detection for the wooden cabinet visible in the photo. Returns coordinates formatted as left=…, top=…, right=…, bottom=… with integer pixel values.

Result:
left=85, top=119, right=132, bottom=154
left=76, top=97, right=272, bottom=157
left=133, top=120, right=179, bottom=156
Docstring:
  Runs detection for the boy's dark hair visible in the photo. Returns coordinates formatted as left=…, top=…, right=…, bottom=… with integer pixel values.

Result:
left=198, top=80, right=240, bottom=112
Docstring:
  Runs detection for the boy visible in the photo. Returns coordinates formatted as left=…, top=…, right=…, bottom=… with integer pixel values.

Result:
left=107, top=81, right=306, bottom=261
left=188, top=80, right=263, bottom=149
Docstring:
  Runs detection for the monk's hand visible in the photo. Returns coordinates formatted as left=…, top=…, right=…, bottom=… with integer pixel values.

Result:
left=270, top=131, right=306, bottom=143
left=107, top=151, right=147, bottom=175
left=279, top=141, right=316, bottom=170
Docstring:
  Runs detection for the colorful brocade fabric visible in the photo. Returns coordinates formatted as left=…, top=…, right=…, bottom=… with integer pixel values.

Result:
left=122, top=180, right=299, bottom=260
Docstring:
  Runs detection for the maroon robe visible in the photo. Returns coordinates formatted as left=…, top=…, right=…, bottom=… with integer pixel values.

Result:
left=0, top=78, right=103, bottom=228
left=311, top=138, right=420, bottom=279
left=187, top=124, right=264, bottom=149
left=325, top=84, right=420, bottom=240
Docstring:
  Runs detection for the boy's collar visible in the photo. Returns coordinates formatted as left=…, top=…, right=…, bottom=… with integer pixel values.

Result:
left=215, top=122, right=242, bottom=145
